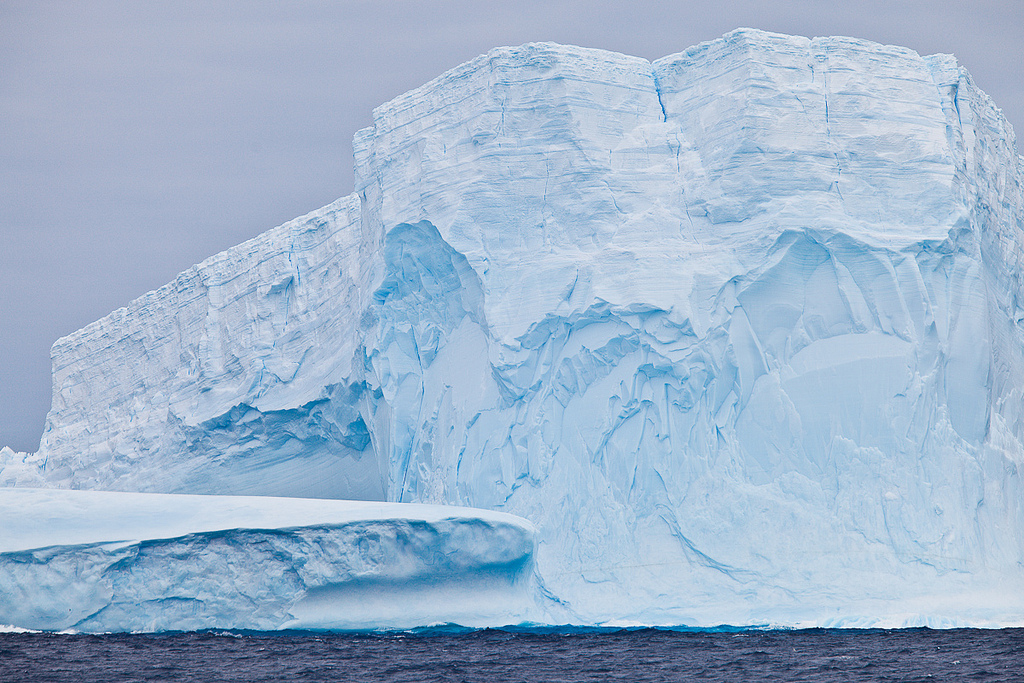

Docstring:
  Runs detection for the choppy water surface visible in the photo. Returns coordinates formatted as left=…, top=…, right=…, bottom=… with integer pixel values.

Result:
left=1, top=627, right=1022, bottom=682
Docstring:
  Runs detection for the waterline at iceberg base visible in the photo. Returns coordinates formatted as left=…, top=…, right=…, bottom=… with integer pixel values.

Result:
left=2, top=28, right=1023, bottom=632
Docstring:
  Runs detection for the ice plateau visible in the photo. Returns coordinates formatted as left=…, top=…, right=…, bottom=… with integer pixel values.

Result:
left=2, top=28, right=1024, bottom=631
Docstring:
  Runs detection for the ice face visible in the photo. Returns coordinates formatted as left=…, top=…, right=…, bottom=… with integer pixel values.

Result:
left=3, top=29, right=1024, bottom=628
left=21, top=196, right=382, bottom=500
left=0, top=488, right=536, bottom=632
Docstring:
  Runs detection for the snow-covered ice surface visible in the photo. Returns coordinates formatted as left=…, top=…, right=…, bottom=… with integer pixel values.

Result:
left=3, top=28, right=1024, bottom=631
left=0, top=488, right=536, bottom=632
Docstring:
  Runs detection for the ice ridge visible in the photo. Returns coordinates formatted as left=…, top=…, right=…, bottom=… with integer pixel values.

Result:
left=2, top=28, right=1023, bottom=630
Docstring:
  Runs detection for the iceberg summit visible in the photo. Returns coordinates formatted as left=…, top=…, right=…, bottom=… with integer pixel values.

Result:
left=2, top=28, right=1024, bottom=632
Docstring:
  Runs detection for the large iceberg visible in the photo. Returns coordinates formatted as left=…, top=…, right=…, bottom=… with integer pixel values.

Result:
left=3, top=28, right=1024, bottom=630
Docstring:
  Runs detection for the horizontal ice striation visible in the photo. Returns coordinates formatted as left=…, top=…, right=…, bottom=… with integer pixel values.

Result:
left=0, top=488, right=536, bottom=632
left=23, top=195, right=382, bottom=500
left=5, top=28, right=1024, bottom=628
left=654, top=32, right=959, bottom=234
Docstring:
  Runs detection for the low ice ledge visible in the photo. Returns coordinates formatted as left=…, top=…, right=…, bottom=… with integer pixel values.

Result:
left=0, top=487, right=536, bottom=554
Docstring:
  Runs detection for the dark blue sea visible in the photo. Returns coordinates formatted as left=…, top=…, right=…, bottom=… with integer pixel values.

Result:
left=1, top=627, right=1022, bottom=682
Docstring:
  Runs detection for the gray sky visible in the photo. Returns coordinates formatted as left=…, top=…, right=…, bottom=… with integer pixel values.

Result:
left=2, top=0, right=1022, bottom=452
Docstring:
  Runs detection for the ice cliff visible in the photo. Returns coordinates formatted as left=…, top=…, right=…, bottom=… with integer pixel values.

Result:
left=3, top=28, right=1024, bottom=630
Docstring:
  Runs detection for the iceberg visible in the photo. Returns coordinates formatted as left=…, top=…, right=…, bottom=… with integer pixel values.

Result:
left=2, top=28, right=1023, bottom=631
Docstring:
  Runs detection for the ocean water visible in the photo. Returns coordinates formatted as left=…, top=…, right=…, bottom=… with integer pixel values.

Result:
left=1, top=627, right=1022, bottom=682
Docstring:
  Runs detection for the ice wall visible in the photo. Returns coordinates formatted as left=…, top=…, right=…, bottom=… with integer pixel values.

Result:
left=25, top=195, right=382, bottom=500
left=354, top=31, right=1024, bottom=624
left=7, top=29, right=1024, bottom=627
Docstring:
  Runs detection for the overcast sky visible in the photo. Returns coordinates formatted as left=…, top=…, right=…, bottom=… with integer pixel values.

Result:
left=2, top=1, right=1022, bottom=451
